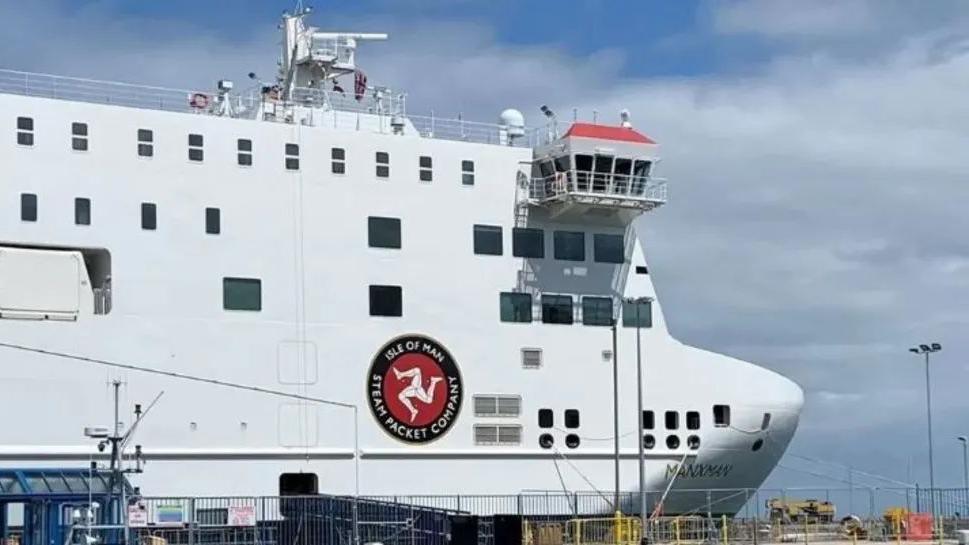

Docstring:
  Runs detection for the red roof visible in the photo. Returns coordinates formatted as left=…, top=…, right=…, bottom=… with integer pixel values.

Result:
left=563, top=122, right=655, bottom=144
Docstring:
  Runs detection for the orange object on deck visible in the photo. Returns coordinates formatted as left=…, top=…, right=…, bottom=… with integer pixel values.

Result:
left=904, top=513, right=934, bottom=541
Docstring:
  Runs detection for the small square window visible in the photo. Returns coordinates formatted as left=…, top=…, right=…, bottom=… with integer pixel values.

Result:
left=622, top=299, right=652, bottom=328
left=713, top=405, right=731, bottom=427
left=376, top=151, right=390, bottom=178
left=17, top=132, right=33, bottom=146
left=286, top=158, right=300, bottom=171
left=473, top=224, right=502, bottom=256
left=188, top=148, right=204, bottom=162
left=419, top=169, right=433, bottom=182
left=554, top=231, right=585, bottom=261
left=223, top=277, right=261, bottom=311
left=332, top=148, right=346, bottom=160
left=138, top=144, right=154, bottom=157
left=20, top=193, right=37, bottom=222
left=285, top=143, right=299, bottom=156
left=593, top=234, right=625, bottom=264
left=71, top=122, right=88, bottom=136
left=419, top=156, right=432, bottom=169
left=581, top=296, right=613, bottom=326
left=238, top=139, right=252, bottom=152
left=368, top=216, right=401, bottom=249
left=376, top=165, right=389, bottom=178
left=138, top=129, right=153, bottom=143
left=512, top=227, right=544, bottom=258
left=538, top=409, right=553, bottom=429
left=419, top=156, right=433, bottom=182
left=17, top=117, right=33, bottom=131
left=665, top=411, right=679, bottom=430
left=74, top=198, right=91, bottom=226
left=72, top=137, right=88, bottom=151
left=369, top=285, right=402, bottom=317
left=188, top=134, right=204, bottom=147
left=332, top=161, right=346, bottom=174
left=141, top=202, right=157, bottom=230
left=499, top=292, right=532, bottom=323
left=642, top=410, right=655, bottom=430
left=565, top=409, right=580, bottom=429
left=238, top=153, right=253, bottom=166
left=635, top=265, right=649, bottom=275
left=205, top=207, right=221, bottom=235
left=541, top=294, right=573, bottom=325
left=462, top=160, right=475, bottom=185
left=686, top=411, right=700, bottom=430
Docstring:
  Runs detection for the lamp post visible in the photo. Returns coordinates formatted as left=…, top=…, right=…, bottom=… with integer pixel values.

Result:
left=625, top=296, right=652, bottom=539
left=909, top=343, right=941, bottom=517
left=611, top=317, right=620, bottom=512
left=958, top=436, right=968, bottom=502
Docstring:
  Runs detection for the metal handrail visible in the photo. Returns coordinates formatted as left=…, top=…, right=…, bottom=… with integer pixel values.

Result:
left=529, top=170, right=668, bottom=203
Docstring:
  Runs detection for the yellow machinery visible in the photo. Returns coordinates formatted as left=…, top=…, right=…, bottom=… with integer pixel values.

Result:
left=767, top=498, right=836, bottom=523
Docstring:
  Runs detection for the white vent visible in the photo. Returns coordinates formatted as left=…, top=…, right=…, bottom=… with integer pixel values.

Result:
left=473, top=395, right=521, bottom=417
left=521, top=348, right=542, bottom=369
left=474, top=424, right=522, bottom=446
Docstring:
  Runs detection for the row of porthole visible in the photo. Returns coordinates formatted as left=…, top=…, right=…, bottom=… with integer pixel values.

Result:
left=539, top=433, right=579, bottom=449
left=539, top=433, right=764, bottom=452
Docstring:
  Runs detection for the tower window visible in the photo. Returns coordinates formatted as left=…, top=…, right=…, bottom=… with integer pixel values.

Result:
left=713, top=405, right=731, bottom=427
left=331, top=147, right=346, bottom=174
left=538, top=409, right=553, bottom=428
left=462, top=160, right=475, bottom=185
left=581, top=296, right=613, bottom=326
left=541, top=294, right=573, bottom=325
left=237, top=139, right=252, bottom=166
left=16, top=116, right=34, bottom=146
left=642, top=410, right=655, bottom=430
left=20, top=193, right=37, bottom=222
left=188, top=133, right=204, bottom=162
left=686, top=411, right=700, bottom=430
left=223, top=277, right=262, bottom=311
left=375, top=151, right=390, bottom=178
left=499, top=292, right=532, bottom=323
left=512, top=227, right=544, bottom=258
left=75, top=198, right=91, bottom=226
left=285, top=143, right=300, bottom=170
left=137, top=129, right=153, bottom=157
left=71, top=122, right=88, bottom=151
left=593, top=234, right=624, bottom=264
left=473, top=224, right=502, bottom=255
left=368, top=216, right=401, bottom=249
left=419, top=156, right=433, bottom=182
left=140, top=202, right=156, bottom=230
left=564, top=409, right=580, bottom=429
left=553, top=231, right=585, bottom=261
left=369, top=285, right=402, bottom=317
left=205, top=207, right=221, bottom=235
left=665, top=411, right=679, bottom=430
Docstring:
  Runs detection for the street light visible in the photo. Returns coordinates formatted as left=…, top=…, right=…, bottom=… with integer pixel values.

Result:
left=625, top=295, right=653, bottom=539
left=909, top=342, right=941, bottom=517
left=958, top=436, right=968, bottom=499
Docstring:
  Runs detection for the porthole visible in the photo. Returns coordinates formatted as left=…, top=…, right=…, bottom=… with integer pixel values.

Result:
left=565, top=434, right=580, bottom=449
left=539, top=433, right=554, bottom=449
left=752, top=438, right=764, bottom=452
left=643, top=434, right=655, bottom=450
left=666, top=435, right=680, bottom=449
left=687, top=435, right=700, bottom=450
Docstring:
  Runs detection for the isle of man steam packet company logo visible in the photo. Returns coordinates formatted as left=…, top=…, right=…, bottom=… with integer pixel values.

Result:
left=368, top=335, right=463, bottom=444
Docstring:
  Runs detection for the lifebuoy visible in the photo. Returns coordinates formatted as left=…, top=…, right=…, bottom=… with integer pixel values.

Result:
left=189, top=93, right=210, bottom=109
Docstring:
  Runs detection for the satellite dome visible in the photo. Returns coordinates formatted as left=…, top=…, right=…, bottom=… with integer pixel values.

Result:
left=499, top=108, right=525, bottom=137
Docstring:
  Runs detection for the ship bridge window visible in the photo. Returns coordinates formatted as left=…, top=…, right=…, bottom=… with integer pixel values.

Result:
left=593, top=234, right=624, bottom=264
left=665, top=411, right=679, bottom=430
left=462, top=160, right=475, bottom=185
left=713, top=404, right=731, bottom=427
left=376, top=151, right=390, bottom=178
left=642, top=410, right=655, bottom=430
left=419, top=155, right=433, bottom=182
left=137, top=129, right=153, bottom=157
left=541, top=294, right=573, bottom=325
left=75, top=198, right=91, bottom=226
left=592, top=155, right=613, bottom=192
left=279, top=473, right=318, bottom=495
left=223, top=277, right=262, bottom=311
left=575, top=154, right=593, bottom=191
left=554, top=154, right=571, bottom=172
left=614, top=158, right=632, bottom=195
left=537, top=160, right=555, bottom=179
left=369, top=285, right=402, bottom=317
left=632, top=160, right=652, bottom=196
left=512, top=227, right=544, bottom=258
left=331, top=147, right=345, bottom=174
left=285, top=143, right=300, bottom=171
left=622, top=299, right=652, bottom=328
left=368, top=216, right=401, bottom=249
left=581, top=296, right=613, bottom=326
left=686, top=411, right=700, bottom=430
left=499, top=292, right=532, bottom=323
left=71, top=122, right=88, bottom=151
left=188, top=133, right=204, bottom=162
left=538, top=408, right=553, bottom=428
left=554, top=231, right=585, bottom=261
left=205, top=207, right=220, bottom=235
left=16, top=117, right=34, bottom=146
left=237, top=139, right=252, bottom=166
left=473, top=224, right=502, bottom=255
left=20, top=193, right=37, bottom=222
left=141, top=202, right=156, bottom=230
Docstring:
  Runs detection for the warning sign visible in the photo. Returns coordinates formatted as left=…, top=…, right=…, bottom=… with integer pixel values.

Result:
left=228, top=505, right=256, bottom=526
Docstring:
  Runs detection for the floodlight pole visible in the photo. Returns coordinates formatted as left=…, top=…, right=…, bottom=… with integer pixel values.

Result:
left=910, top=343, right=941, bottom=520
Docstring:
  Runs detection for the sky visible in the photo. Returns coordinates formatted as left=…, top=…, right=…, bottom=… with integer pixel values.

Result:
left=3, top=0, right=969, bottom=499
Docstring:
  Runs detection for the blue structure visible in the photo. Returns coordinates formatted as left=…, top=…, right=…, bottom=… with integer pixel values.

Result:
left=0, top=468, right=131, bottom=545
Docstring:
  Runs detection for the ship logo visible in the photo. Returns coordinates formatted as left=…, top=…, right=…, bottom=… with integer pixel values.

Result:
left=367, top=335, right=463, bottom=444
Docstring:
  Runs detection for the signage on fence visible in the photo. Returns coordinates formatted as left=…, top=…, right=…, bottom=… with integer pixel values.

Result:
left=228, top=505, right=256, bottom=526
left=155, top=503, right=185, bottom=525
left=127, top=502, right=148, bottom=528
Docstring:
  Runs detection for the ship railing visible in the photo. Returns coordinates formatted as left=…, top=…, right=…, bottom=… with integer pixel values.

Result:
left=528, top=170, right=668, bottom=207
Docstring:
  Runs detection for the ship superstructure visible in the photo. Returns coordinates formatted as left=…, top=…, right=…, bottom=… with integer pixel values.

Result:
left=0, top=8, right=803, bottom=515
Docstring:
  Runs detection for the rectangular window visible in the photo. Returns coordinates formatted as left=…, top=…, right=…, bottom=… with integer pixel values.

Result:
left=665, top=411, right=679, bottom=430
left=331, top=147, right=346, bottom=174
left=141, top=202, right=156, bottom=230
left=223, top=277, right=262, bottom=311
left=462, top=160, right=475, bottom=185
left=538, top=409, right=553, bottom=428
left=473, top=425, right=521, bottom=446
left=375, top=151, right=390, bottom=178
left=642, top=410, right=655, bottom=430
left=541, top=294, right=573, bottom=325
left=686, top=411, right=700, bottom=430
left=593, top=234, right=625, bottom=264
left=761, top=412, right=772, bottom=430
left=622, top=299, right=652, bottom=328
left=419, top=155, right=433, bottom=182
left=20, top=193, right=37, bottom=222
left=521, top=348, right=542, bottom=369
left=188, top=133, right=203, bottom=162
left=713, top=405, right=731, bottom=427
left=581, top=296, right=613, bottom=326
left=512, top=227, right=544, bottom=258
left=237, top=139, right=252, bottom=166
left=137, top=129, right=153, bottom=157
left=565, top=409, right=580, bottom=429
left=74, top=198, right=91, bottom=226
left=368, top=216, right=401, bottom=249
left=369, top=285, right=402, bottom=317
left=473, top=224, right=502, bottom=255
left=554, top=231, right=585, bottom=261
left=500, top=292, right=532, bottom=323
left=473, top=395, right=521, bottom=417
left=285, top=143, right=300, bottom=171
left=71, top=122, right=88, bottom=151
left=16, top=116, right=34, bottom=146
left=635, top=265, right=649, bottom=275
left=205, top=207, right=220, bottom=235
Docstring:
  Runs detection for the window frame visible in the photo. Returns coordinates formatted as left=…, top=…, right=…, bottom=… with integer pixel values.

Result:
left=16, top=116, right=34, bottom=146
left=538, top=409, right=554, bottom=429
left=187, top=133, right=204, bottom=162
left=419, top=155, right=433, bottom=182
left=222, top=277, right=262, bottom=311
left=331, top=147, right=346, bottom=174
left=20, top=193, right=37, bottom=222
left=473, top=224, right=503, bottom=256
left=665, top=411, right=679, bottom=430
left=499, top=292, right=532, bottom=323
left=71, top=122, right=89, bottom=151
left=686, top=411, right=700, bottom=430
left=593, top=233, right=625, bottom=264
left=622, top=299, right=653, bottom=328
left=541, top=294, right=574, bottom=325
left=137, top=128, right=154, bottom=158
left=367, top=216, right=402, bottom=249
left=461, top=160, right=475, bottom=185
left=140, top=202, right=157, bottom=231
left=237, top=138, right=253, bottom=166
left=205, top=207, right=221, bottom=235
left=564, top=409, right=580, bottom=429
left=512, top=227, right=545, bottom=258
left=375, top=151, right=390, bottom=178
left=581, top=296, right=614, bottom=326
left=642, top=410, right=655, bottom=430
left=285, top=143, right=300, bottom=171
left=74, top=197, right=91, bottom=226
left=553, top=230, right=586, bottom=261
left=713, top=404, right=731, bottom=427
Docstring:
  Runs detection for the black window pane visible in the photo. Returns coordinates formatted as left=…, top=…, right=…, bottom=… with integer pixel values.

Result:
left=512, top=227, right=544, bottom=258
left=369, top=285, right=402, bottom=317
left=635, top=265, right=649, bottom=275
left=237, top=139, right=252, bottom=152
left=138, top=129, right=153, bottom=142
left=713, top=405, right=731, bottom=427
left=686, top=411, right=700, bottom=430
left=554, top=231, right=585, bottom=261
left=72, top=137, right=88, bottom=151
left=141, top=202, right=156, bottom=230
left=419, top=169, right=433, bottom=182
left=499, top=292, right=531, bottom=323
left=138, top=144, right=153, bottom=157
left=538, top=409, right=553, bottom=429
left=368, top=216, right=401, bottom=249
left=205, top=207, right=221, bottom=234
left=541, top=294, right=573, bottom=325
left=331, top=147, right=346, bottom=160
left=17, top=117, right=33, bottom=131
left=286, top=158, right=300, bottom=171
left=74, top=198, right=91, bottom=225
left=238, top=153, right=252, bottom=166
left=188, top=148, right=204, bottom=162
left=17, top=132, right=33, bottom=146
left=462, top=160, right=474, bottom=172
left=622, top=299, right=652, bottom=328
left=581, top=296, right=613, bottom=326
left=419, top=156, right=432, bottom=168
left=376, top=165, right=389, bottom=178
left=188, top=133, right=203, bottom=147
left=642, top=410, right=655, bottom=430
left=71, top=122, right=87, bottom=136
left=565, top=409, right=580, bottom=429
left=20, top=193, right=37, bottom=222
left=332, top=162, right=346, bottom=174
left=376, top=151, right=389, bottom=164
left=473, top=224, right=502, bottom=255
left=593, top=233, right=624, bottom=264
left=223, top=278, right=261, bottom=311
left=665, top=411, right=678, bottom=430
left=462, top=173, right=475, bottom=185
left=285, top=143, right=299, bottom=156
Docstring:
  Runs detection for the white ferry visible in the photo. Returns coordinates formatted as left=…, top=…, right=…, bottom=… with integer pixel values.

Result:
left=0, top=8, right=803, bottom=515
